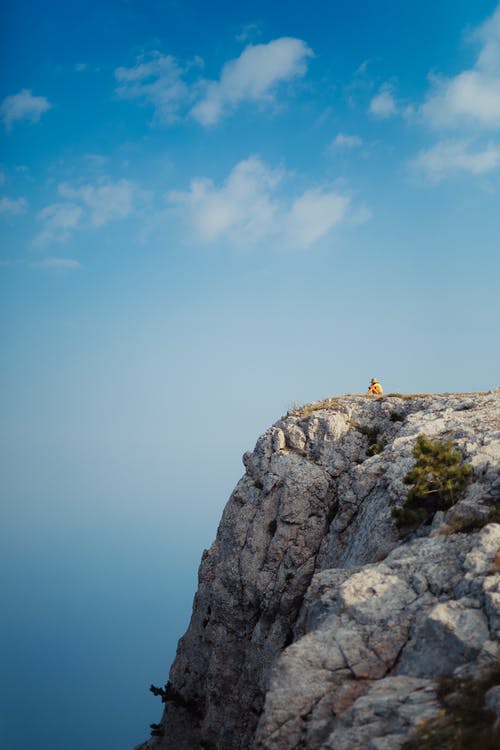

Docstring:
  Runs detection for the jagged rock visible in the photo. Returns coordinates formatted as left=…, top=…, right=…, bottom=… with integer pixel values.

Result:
left=135, top=389, right=500, bottom=750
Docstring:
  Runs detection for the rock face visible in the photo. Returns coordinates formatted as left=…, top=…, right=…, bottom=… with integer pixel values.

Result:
left=136, top=390, right=500, bottom=750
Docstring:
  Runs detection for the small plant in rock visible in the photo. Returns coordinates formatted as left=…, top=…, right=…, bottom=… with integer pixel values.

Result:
left=392, top=434, right=472, bottom=535
left=366, top=440, right=387, bottom=456
left=353, top=423, right=386, bottom=457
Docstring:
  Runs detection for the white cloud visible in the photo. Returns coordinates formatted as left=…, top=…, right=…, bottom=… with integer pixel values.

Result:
left=31, top=257, right=82, bottom=271
left=168, top=157, right=282, bottom=245
left=115, top=38, right=313, bottom=127
left=1, top=89, right=51, bottom=131
left=191, top=38, right=313, bottom=125
left=167, top=156, right=352, bottom=250
left=284, top=189, right=350, bottom=248
left=115, top=53, right=193, bottom=125
left=0, top=196, right=28, bottom=215
left=369, top=84, right=398, bottom=118
left=84, top=153, right=108, bottom=168
left=58, top=179, right=136, bottom=227
left=411, top=138, right=500, bottom=182
left=421, top=3, right=500, bottom=128
left=35, top=203, right=84, bottom=246
left=422, top=71, right=500, bottom=128
left=35, top=178, right=137, bottom=245
left=331, top=133, right=363, bottom=149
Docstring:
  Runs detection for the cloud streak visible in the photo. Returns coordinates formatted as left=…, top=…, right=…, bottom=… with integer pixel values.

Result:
left=30, top=257, right=82, bottom=271
left=0, top=196, right=28, bottom=215
left=410, top=139, right=500, bottom=182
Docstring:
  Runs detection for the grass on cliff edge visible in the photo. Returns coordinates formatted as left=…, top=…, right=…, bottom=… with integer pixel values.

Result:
left=287, top=392, right=487, bottom=419
left=402, top=666, right=500, bottom=750
left=287, top=393, right=400, bottom=418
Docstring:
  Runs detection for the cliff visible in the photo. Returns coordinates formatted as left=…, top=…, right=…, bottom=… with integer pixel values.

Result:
left=136, top=390, right=500, bottom=750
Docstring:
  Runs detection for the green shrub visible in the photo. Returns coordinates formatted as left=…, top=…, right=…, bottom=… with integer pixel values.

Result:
left=392, top=434, right=472, bottom=534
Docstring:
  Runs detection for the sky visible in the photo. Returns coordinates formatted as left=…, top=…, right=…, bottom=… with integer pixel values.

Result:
left=1, top=1, right=499, bottom=749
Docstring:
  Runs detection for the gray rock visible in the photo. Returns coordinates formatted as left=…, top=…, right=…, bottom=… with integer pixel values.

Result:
left=485, top=685, right=500, bottom=717
left=135, top=389, right=500, bottom=750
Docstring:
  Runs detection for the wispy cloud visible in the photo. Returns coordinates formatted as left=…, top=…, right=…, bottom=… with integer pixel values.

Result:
left=115, top=38, right=313, bottom=127
left=191, top=38, right=313, bottom=125
left=284, top=188, right=350, bottom=248
left=235, top=23, right=262, bottom=43
left=58, top=179, right=136, bottom=227
left=84, top=153, right=108, bottom=168
left=410, top=138, right=500, bottom=182
left=35, top=203, right=84, bottom=246
left=330, top=133, right=363, bottom=150
left=167, top=155, right=352, bottom=250
left=115, top=53, right=193, bottom=125
left=1, top=89, right=51, bottom=131
left=0, top=196, right=28, bottom=215
left=369, top=83, right=398, bottom=118
left=30, top=257, right=82, bottom=271
left=35, top=178, right=138, bottom=245
left=421, top=3, right=500, bottom=129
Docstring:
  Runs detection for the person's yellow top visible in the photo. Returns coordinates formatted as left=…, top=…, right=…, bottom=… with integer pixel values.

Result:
left=368, top=381, right=383, bottom=395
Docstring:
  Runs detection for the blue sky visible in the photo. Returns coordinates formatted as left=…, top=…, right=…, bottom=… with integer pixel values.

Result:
left=1, top=2, right=499, bottom=749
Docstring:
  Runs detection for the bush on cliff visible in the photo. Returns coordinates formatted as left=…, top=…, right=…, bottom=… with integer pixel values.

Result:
left=392, top=434, right=472, bottom=534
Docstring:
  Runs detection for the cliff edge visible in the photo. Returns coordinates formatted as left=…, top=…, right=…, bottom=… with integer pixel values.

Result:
left=136, top=390, right=500, bottom=750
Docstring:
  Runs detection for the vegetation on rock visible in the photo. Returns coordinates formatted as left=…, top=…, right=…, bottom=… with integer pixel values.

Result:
left=392, top=434, right=472, bottom=534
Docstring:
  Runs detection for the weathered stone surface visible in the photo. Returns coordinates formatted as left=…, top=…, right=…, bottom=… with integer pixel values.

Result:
left=135, top=389, right=500, bottom=750
left=485, top=684, right=500, bottom=717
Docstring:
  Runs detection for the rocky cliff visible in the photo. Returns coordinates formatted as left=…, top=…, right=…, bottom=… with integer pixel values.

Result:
left=136, top=390, right=500, bottom=750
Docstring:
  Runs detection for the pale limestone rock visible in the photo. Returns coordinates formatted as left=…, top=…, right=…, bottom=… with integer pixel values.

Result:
left=464, top=524, right=500, bottom=575
left=284, top=424, right=306, bottom=451
left=135, top=389, right=500, bottom=750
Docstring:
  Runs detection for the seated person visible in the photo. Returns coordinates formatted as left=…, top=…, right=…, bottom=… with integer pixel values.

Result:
left=367, top=377, right=383, bottom=395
